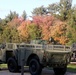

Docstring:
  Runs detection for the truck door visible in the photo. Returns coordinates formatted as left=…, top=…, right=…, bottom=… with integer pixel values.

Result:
left=18, top=47, right=26, bottom=66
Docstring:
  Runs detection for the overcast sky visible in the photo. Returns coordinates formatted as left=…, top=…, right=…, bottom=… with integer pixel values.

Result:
left=0, top=0, right=75, bottom=19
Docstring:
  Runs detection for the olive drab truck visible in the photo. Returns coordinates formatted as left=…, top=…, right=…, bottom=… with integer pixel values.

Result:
left=0, top=41, right=72, bottom=75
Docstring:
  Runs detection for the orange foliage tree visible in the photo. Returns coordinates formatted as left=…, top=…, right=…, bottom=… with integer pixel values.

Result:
left=33, top=16, right=68, bottom=44
left=50, top=20, right=68, bottom=44
left=17, top=20, right=31, bottom=42
left=9, top=15, right=68, bottom=44
left=33, top=15, right=54, bottom=40
left=7, top=17, right=22, bottom=29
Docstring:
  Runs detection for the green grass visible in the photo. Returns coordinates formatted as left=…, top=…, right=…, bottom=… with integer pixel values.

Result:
left=67, top=64, right=76, bottom=73
left=0, top=64, right=7, bottom=69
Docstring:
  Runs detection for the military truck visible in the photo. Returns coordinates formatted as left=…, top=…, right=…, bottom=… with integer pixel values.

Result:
left=0, top=41, right=72, bottom=75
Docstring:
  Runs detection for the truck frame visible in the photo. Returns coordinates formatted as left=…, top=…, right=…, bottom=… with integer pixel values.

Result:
left=0, top=43, right=72, bottom=75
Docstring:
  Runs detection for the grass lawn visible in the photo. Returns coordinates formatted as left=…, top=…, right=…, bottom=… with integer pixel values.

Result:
left=0, top=64, right=7, bottom=69
left=67, top=63, right=76, bottom=73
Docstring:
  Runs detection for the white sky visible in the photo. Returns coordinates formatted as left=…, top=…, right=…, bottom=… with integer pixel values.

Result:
left=0, top=0, right=75, bottom=19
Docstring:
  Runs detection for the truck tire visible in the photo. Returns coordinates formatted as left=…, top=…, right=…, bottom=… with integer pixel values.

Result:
left=53, top=66, right=67, bottom=75
left=7, top=57, right=18, bottom=72
left=29, top=59, right=42, bottom=75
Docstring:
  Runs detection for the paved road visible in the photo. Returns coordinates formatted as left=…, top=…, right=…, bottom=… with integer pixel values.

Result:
left=0, top=68, right=76, bottom=75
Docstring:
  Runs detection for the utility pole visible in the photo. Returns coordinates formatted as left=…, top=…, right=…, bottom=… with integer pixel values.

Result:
left=21, top=49, right=24, bottom=75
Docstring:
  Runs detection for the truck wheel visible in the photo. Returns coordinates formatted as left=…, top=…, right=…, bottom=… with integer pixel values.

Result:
left=29, top=59, right=42, bottom=75
left=7, top=57, right=18, bottom=72
left=53, top=66, right=67, bottom=75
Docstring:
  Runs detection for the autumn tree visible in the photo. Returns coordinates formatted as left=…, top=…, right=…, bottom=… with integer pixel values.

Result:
left=7, top=17, right=22, bottom=29
left=0, top=6, right=76, bottom=45
left=17, top=20, right=31, bottom=42
left=1, top=26, right=20, bottom=43
left=51, top=20, right=68, bottom=45
left=27, top=23, right=41, bottom=40
left=2, top=26, right=12, bottom=42
left=33, top=15, right=55, bottom=40
left=11, top=28, right=20, bottom=43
